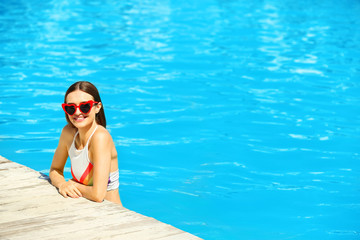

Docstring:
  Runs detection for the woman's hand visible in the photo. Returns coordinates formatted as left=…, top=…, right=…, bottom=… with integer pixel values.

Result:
left=58, top=180, right=82, bottom=198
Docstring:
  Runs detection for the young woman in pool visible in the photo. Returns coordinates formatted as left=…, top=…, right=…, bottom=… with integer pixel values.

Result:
left=50, top=81, right=122, bottom=205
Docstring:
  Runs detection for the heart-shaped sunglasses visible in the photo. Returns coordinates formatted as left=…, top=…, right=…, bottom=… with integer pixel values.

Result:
left=62, top=100, right=99, bottom=116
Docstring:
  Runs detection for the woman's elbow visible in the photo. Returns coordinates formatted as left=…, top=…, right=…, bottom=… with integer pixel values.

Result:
left=92, top=190, right=106, bottom=203
left=93, top=196, right=104, bottom=203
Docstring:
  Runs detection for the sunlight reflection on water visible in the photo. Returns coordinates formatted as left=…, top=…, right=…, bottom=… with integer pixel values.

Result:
left=1, top=0, right=360, bottom=239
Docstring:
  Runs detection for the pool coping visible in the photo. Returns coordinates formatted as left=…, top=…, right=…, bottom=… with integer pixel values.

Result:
left=0, top=155, right=202, bottom=240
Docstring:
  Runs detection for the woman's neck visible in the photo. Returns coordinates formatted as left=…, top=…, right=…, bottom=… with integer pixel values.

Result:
left=77, top=122, right=97, bottom=147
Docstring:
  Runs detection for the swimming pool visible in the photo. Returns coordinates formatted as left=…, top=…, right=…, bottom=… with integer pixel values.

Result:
left=1, top=0, right=360, bottom=239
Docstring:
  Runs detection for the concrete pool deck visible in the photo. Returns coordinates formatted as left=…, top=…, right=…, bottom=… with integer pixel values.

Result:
left=0, top=155, right=202, bottom=240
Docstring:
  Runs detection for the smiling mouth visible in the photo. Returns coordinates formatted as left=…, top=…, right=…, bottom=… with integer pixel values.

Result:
left=73, top=115, right=87, bottom=122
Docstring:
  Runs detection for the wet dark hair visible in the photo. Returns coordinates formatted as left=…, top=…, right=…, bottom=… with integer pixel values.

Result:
left=64, top=81, right=106, bottom=128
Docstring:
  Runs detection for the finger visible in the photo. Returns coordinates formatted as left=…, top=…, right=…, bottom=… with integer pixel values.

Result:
left=68, top=181, right=82, bottom=197
left=59, top=190, right=68, bottom=198
left=73, top=187, right=82, bottom=197
left=61, top=186, right=76, bottom=198
left=68, top=189, right=79, bottom=198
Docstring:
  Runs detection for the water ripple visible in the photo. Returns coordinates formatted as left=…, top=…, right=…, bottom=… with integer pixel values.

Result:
left=1, top=0, right=360, bottom=239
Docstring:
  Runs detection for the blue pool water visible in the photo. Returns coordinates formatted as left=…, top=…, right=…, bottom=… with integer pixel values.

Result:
left=1, top=0, right=360, bottom=239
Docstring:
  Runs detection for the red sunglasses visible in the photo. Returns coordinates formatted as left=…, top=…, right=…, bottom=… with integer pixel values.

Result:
left=62, top=100, right=99, bottom=116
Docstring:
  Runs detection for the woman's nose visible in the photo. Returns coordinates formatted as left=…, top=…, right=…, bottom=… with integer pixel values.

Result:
left=74, top=106, right=82, bottom=115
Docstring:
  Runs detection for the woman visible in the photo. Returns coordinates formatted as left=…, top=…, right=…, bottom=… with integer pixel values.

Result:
left=50, top=81, right=122, bottom=205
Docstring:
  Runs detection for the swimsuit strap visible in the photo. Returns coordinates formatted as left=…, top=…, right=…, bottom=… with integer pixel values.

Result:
left=85, top=125, right=98, bottom=146
left=72, top=131, right=79, bottom=146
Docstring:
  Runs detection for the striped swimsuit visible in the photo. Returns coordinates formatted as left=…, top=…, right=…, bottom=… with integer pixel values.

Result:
left=69, top=125, right=119, bottom=191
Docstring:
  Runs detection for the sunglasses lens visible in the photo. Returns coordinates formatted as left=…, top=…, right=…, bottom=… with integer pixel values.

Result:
left=80, top=103, right=91, bottom=113
left=65, top=105, right=76, bottom=115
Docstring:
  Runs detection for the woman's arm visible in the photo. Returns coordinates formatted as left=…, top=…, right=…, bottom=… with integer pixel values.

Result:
left=50, top=126, right=82, bottom=198
left=71, top=129, right=112, bottom=203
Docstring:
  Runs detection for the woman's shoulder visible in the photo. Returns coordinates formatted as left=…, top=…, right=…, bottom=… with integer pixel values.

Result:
left=93, top=125, right=112, bottom=139
left=91, top=125, right=114, bottom=148
left=60, top=124, right=77, bottom=140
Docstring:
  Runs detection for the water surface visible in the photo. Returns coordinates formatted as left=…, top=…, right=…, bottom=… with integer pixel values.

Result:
left=1, top=0, right=360, bottom=239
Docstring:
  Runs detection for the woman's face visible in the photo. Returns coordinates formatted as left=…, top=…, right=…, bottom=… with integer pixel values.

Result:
left=65, top=90, right=101, bottom=129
